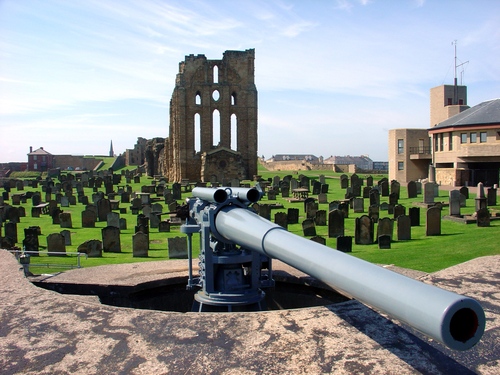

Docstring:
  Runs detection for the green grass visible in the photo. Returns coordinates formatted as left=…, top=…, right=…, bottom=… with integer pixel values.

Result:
left=6, top=167, right=500, bottom=274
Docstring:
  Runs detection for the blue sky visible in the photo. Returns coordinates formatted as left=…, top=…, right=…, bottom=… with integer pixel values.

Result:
left=1, top=0, right=499, bottom=163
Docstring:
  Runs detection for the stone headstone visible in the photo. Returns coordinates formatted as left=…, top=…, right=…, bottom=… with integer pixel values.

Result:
left=353, top=198, right=364, bottom=213
left=475, top=182, right=487, bottom=211
left=377, top=217, right=394, bottom=242
left=338, top=202, right=349, bottom=218
left=409, top=207, right=420, bottom=226
left=340, top=175, right=348, bottom=189
left=107, top=212, right=120, bottom=229
left=23, top=227, right=40, bottom=255
left=328, top=209, right=344, bottom=238
left=267, top=190, right=276, bottom=200
left=312, top=181, right=321, bottom=195
left=281, top=186, right=290, bottom=198
left=459, top=186, right=469, bottom=199
left=102, top=226, right=121, bottom=253
left=390, top=180, right=400, bottom=200
left=172, top=183, right=182, bottom=200
left=5, top=222, right=18, bottom=243
left=368, top=205, right=379, bottom=223
left=119, top=218, right=127, bottom=231
left=389, top=192, right=398, bottom=206
left=393, top=204, right=405, bottom=219
left=487, top=188, right=497, bottom=206
left=305, top=201, right=319, bottom=219
left=336, top=236, right=352, bottom=252
left=426, top=206, right=441, bottom=236
left=310, top=236, right=326, bottom=245
left=60, top=229, right=71, bottom=246
left=369, top=189, right=380, bottom=207
left=355, top=215, right=373, bottom=245
left=317, top=193, right=328, bottom=204
left=258, top=204, right=271, bottom=220
left=379, top=179, right=389, bottom=196
left=168, top=236, right=188, bottom=259
left=81, top=209, right=97, bottom=228
left=476, top=208, right=490, bottom=227
left=97, top=198, right=111, bottom=222
left=159, top=221, right=171, bottom=232
left=449, top=190, right=461, bottom=216
left=287, top=208, right=299, bottom=224
left=302, top=218, right=316, bottom=237
left=314, top=210, right=327, bottom=226
left=78, top=239, right=103, bottom=258
left=378, top=234, right=391, bottom=249
left=133, top=232, right=149, bottom=257
left=47, top=233, right=66, bottom=255
left=274, top=212, right=288, bottom=229
left=423, top=182, right=436, bottom=204
left=59, top=212, right=72, bottom=228
left=407, top=181, right=417, bottom=198
left=396, top=215, right=411, bottom=241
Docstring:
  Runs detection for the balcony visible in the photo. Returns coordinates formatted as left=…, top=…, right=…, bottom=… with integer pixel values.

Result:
left=409, top=146, right=432, bottom=160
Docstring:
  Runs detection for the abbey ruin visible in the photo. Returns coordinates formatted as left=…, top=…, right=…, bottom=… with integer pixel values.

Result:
left=143, top=49, right=258, bottom=183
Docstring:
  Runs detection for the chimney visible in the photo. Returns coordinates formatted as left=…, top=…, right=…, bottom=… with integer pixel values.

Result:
left=30, top=146, right=33, bottom=153
left=40, top=147, right=43, bottom=150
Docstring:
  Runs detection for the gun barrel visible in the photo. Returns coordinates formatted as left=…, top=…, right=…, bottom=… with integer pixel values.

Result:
left=214, top=205, right=485, bottom=351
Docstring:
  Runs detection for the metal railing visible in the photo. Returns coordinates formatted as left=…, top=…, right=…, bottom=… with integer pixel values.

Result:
left=409, top=146, right=432, bottom=154
left=9, top=250, right=87, bottom=275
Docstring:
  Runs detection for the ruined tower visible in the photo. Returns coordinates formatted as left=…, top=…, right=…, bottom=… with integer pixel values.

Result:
left=164, top=49, right=258, bottom=182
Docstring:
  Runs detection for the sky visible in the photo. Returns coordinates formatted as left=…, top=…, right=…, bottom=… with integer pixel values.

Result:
left=1, top=0, right=499, bottom=163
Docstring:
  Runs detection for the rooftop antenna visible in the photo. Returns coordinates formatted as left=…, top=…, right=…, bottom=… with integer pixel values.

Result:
left=452, top=40, right=469, bottom=104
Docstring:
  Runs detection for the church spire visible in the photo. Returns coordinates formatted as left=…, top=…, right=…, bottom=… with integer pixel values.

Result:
left=109, top=140, right=114, bottom=157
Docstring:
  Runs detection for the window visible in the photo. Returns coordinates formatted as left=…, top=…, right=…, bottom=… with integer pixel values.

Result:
left=33, top=155, right=37, bottom=161
left=447, top=98, right=452, bottom=105
left=231, top=114, right=237, bottom=150
left=213, top=65, right=218, bottom=84
left=461, top=133, right=467, bottom=144
left=449, top=132, right=453, bottom=151
left=212, top=109, right=220, bottom=146
left=459, top=99, right=464, bottom=105
left=434, top=135, right=439, bottom=152
left=470, top=133, right=477, bottom=143
left=195, top=92, right=201, bottom=105
left=480, top=132, right=487, bottom=143
left=439, top=133, right=444, bottom=151
left=397, top=139, right=404, bottom=154
left=231, top=92, right=237, bottom=106
left=398, top=162, right=404, bottom=170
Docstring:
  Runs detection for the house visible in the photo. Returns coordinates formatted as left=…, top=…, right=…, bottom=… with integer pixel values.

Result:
left=27, top=147, right=54, bottom=172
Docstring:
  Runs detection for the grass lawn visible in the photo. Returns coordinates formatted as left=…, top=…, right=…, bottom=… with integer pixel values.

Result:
left=5, top=166, right=500, bottom=274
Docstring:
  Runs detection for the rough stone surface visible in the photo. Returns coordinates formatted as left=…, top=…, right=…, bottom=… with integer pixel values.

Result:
left=0, top=250, right=499, bottom=374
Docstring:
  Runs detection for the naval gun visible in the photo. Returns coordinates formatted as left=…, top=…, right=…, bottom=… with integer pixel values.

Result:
left=181, top=186, right=485, bottom=351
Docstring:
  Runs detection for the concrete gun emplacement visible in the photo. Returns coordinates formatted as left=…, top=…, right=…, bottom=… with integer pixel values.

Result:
left=181, top=186, right=485, bottom=351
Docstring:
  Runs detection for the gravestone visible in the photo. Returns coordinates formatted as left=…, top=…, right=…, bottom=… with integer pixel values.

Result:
left=60, top=229, right=71, bottom=246
left=409, top=207, right=420, bottom=226
left=475, top=182, right=487, bottom=211
left=97, top=198, right=111, bottom=222
left=317, top=193, right=328, bottom=204
left=310, top=236, right=326, bottom=245
left=353, top=198, right=364, bottom=213
left=61, top=196, right=69, bottom=207
left=426, top=206, right=441, bottom=236
left=366, top=176, right=373, bottom=187
left=102, top=226, right=121, bottom=253
left=362, top=186, right=371, bottom=199
left=51, top=208, right=62, bottom=225
left=389, top=192, right=398, bottom=206
left=150, top=213, right=160, bottom=229
left=378, top=234, right=391, bottom=249
left=314, top=210, right=327, bottom=226
left=369, top=189, right=380, bottom=207
left=338, top=202, right=349, bottom=218
left=78, top=239, right=103, bottom=258
left=172, top=183, right=182, bottom=200
left=47, top=233, right=66, bottom=255
left=423, top=182, right=436, bottom=204
left=274, top=212, right=288, bottom=230
left=5, top=222, right=18, bottom=243
left=267, top=190, right=277, bottom=200
left=355, top=215, right=373, bottom=245
left=397, top=215, right=411, bottom=241
left=281, top=186, right=290, bottom=198
left=81, top=209, right=97, bottom=228
left=476, top=208, right=490, bottom=227
left=487, top=188, right=497, bottom=206
left=59, top=212, right=72, bottom=228
left=159, top=221, right=171, bottom=232
left=107, top=212, right=120, bottom=229
left=336, top=236, right=352, bottom=252
left=390, top=180, right=400, bottom=200
left=340, top=175, right=348, bottom=189
left=407, top=181, right=417, bottom=198
left=258, top=204, right=271, bottom=220
left=168, top=236, right=188, bottom=259
left=305, top=201, right=319, bottom=219
left=328, top=209, right=344, bottom=238
left=23, top=227, right=40, bottom=255
left=133, top=232, right=149, bottom=257
left=368, top=205, right=379, bottom=223
left=32, top=193, right=41, bottom=207
left=119, top=218, right=127, bottom=231
left=287, top=208, right=299, bottom=224
left=449, top=190, right=461, bottom=216
left=393, top=204, right=405, bottom=219
left=321, top=184, right=329, bottom=194
left=121, top=192, right=130, bottom=204
left=459, top=186, right=469, bottom=199
left=377, top=217, right=394, bottom=242
left=302, top=218, right=316, bottom=237
left=312, top=181, right=321, bottom=195
left=379, top=179, right=389, bottom=196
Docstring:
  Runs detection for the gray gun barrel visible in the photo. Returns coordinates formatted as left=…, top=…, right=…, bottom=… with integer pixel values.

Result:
left=214, top=205, right=485, bottom=351
left=192, top=187, right=228, bottom=204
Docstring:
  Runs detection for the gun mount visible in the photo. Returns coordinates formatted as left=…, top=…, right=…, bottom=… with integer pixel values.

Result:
left=181, top=187, right=485, bottom=351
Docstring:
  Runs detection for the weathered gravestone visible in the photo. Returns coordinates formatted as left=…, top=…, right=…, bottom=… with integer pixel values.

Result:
left=302, top=218, right=316, bottom=237
left=97, top=198, right=111, bottom=222
left=107, top=212, right=120, bottom=229
left=408, top=207, right=420, bottom=227
left=258, top=204, right=271, bottom=220
left=78, top=240, right=103, bottom=257
left=355, top=215, right=373, bottom=245
left=59, top=212, right=72, bottom=228
left=60, top=229, right=71, bottom=246
left=159, top=221, right=171, bottom=232
left=378, top=234, right=391, bottom=249
left=168, top=236, right=188, bottom=259
left=407, top=181, right=417, bottom=198
left=287, top=208, right=299, bottom=225
left=47, top=233, right=66, bottom=255
left=449, top=190, right=461, bottom=216
left=102, top=226, right=121, bottom=253
left=312, top=181, right=321, bottom=195
left=310, top=236, right=326, bottom=245
left=317, top=193, right=328, bottom=204
left=338, top=202, right=349, bottom=218
left=426, top=206, right=441, bottom=236
left=368, top=205, right=379, bottom=223
left=369, top=189, right=380, bottom=207
left=172, top=183, right=182, bottom=200
left=475, top=182, right=487, bottom=211
left=459, top=186, right=469, bottom=199
left=328, top=209, right=344, bottom=238
left=336, top=236, right=352, bottom=253
left=119, top=218, right=127, bottom=231
left=487, top=188, right=497, bottom=206
left=393, top=204, right=405, bottom=219
left=476, top=208, right=490, bottom=227
left=390, top=180, right=400, bottom=200
left=353, top=198, right=364, bottom=213
left=314, top=210, right=327, bottom=226
left=340, top=174, right=349, bottom=189
left=61, top=196, right=69, bottom=207
left=377, top=217, right=394, bottom=243
left=423, top=182, right=436, bottom=205
left=306, top=200, right=318, bottom=219
left=396, top=215, right=411, bottom=241
left=133, top=232, right=149, bottom=257
left=379, top=178, right=389, bottom=196
left=274, top=212, right=288, bottom=230
left=4, top=222, right=17, bottom=244
left=81, top=209, right=97, bottom=228
left=23, top=227, right=40, bottom=255
left=267, top=190, right=277, bottom=200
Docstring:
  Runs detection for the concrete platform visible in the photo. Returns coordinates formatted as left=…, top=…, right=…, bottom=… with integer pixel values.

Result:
left=1, top=250, right=499, bottom=374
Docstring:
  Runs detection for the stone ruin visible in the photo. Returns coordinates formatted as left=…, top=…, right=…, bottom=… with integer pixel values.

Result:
left=144, top=49, right=258, bottom=183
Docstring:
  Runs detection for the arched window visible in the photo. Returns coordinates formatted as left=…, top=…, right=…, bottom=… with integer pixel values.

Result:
left=231, top=92, right=237, bottom=106
left=213, top=65, right=218, bottom=84
left=213, top=109, right=220, bottom=147
left=212, top=89, right=220, bottom=102
left=194, top=113, right=201, bottom=152
left=231, top=114, right=237, bottom=150
left=195, top=92, right=201, bottom=105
